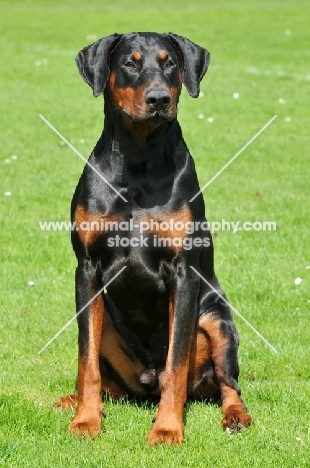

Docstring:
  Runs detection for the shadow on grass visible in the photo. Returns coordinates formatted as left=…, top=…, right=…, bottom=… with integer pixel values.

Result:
left=101, top=392, right=221, bottom=427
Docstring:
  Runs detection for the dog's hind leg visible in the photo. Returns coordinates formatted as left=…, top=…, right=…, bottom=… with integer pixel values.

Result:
left=194, top=311, right=252, bottom=431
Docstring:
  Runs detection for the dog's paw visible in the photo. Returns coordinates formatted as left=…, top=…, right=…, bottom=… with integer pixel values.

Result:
left=54, top=394, right=78, bottom=411
left=147, top=416, right=184, bottom=446
left=68, top=416, right=102, bottom=438
left=221, top=406, right=252, bottom=433
left=147, top=425, right=184, bottom=446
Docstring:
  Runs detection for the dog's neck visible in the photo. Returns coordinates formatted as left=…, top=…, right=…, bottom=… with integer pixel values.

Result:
left=92, top=91, right=181, bottom=206
left=101, top=91, right=179, bottom=166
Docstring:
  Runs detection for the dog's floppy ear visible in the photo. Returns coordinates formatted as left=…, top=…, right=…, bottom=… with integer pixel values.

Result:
left=168, top=33, right=210, bottom=98
left=75, top=33, right=122, bottom=97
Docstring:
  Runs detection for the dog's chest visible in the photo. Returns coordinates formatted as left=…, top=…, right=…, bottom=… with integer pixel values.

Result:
left=73, top=204, right=192, bottom=257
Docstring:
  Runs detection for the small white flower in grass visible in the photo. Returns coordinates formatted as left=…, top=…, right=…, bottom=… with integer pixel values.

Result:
left=11, top=155, right=18, bottom=160
left=284, top=116, right=291, bottom=122
left=296, top=437, right=302, bottom=442
left=80, top=139, right=85, bottom=144
left=28, top=281, right=35, bottom=286
left=35, top=60, right=41, bottom=66
left=198, top=114, right=204, bottom=119
left=285, top=29, right=291, bottom=36
left=207, top=117, right=214, bottom=123
left=306, top=266, right=310, bottom=270
left=294, top=278, right=302, bottom=285
left=86, top=34, right=97, bottom=41
left=198, top=91, right=204, bottom=97
left=4, top=191, right=11, bottom=196
left=278, top=98, right=286, bottom=104
left=59, top=140, right=65, bottom=146
left=5, top=159, right=11, bottom=163
left=233, top=92, right=240, bottom=99
left=247, top=66, right=258, bottom=74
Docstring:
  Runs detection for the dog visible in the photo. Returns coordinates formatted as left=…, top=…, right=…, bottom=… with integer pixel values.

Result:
left=55, top=32, right=252, bottom=445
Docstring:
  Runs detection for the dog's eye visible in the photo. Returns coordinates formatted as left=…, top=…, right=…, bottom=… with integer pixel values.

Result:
left=165, top=60, right=174, bottom=69
left=124, top=61, right=136, bottom=69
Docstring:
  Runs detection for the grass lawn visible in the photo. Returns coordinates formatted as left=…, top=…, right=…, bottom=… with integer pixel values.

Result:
left=1, top=0, right=309, bottom=466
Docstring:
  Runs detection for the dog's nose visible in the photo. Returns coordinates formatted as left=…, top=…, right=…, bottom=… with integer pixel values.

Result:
left=145, top=88, right=171, bottom=109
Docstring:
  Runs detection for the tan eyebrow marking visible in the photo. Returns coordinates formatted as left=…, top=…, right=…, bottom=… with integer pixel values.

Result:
left=132, top=51, right=141, bottom=60
left=158, top=50, right=168, bottom=60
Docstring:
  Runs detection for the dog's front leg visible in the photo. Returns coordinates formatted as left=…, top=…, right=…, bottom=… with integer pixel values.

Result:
left=147, top=263, right=199, bottom=445
left=68, top=260, right=104, bottom=437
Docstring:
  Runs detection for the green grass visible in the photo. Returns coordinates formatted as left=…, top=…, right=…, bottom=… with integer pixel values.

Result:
left=1, top=0, right=310, bottom=466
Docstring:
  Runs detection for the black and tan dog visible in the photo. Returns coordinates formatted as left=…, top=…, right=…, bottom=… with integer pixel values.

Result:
left=55, top=32, right=252, bottom=445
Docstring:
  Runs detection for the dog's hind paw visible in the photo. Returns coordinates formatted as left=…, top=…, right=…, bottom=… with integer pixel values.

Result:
left=221, top=405, right=252, bottom=433
left=54, top=394, right=78, bottom=411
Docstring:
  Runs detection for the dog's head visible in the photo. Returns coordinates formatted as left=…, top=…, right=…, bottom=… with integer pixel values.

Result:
left=76, top=32, right=210, bottom=126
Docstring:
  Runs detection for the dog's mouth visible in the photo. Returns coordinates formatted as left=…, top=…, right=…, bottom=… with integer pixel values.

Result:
left=122, top=108, right=176, bottom=126
left=144, top=110, right=174, bottom=124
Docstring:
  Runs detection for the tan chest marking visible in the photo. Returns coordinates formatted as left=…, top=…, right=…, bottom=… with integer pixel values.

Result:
left=74, top=205, right=119, bottom=245
left=138, top=205, right=192, bottom=253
